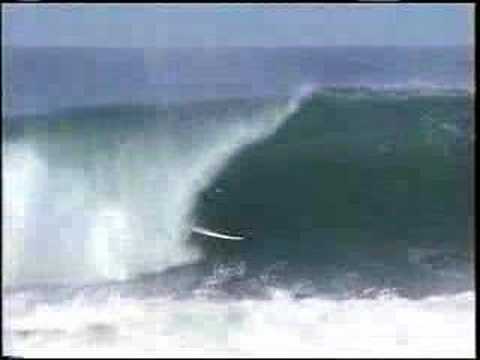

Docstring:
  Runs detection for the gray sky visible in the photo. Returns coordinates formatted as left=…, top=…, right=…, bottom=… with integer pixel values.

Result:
left=2, top=4, right=474, bottom=47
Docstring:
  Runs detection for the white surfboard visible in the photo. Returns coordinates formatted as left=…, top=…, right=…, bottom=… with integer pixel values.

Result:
left=191, top=226, right=244, bottom=241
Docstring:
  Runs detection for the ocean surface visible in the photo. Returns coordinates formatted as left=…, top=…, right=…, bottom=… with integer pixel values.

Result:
left=2, top=46, right=475, bottom=357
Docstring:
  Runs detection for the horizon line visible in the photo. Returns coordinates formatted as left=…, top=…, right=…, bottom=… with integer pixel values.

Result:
left=2, top=44, right=474, bottom=49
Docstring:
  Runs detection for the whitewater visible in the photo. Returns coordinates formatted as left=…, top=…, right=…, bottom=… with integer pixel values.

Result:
left=3, top=288, right=474, bottom=358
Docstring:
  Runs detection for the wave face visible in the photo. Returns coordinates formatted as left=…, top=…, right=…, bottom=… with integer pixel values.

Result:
left=194, top=88, right=474, bottom=297
left=3, top=94, right=309, bottom=287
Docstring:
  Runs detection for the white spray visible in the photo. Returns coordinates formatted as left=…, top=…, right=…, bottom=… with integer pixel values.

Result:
left=2, top=88, right=315, bottom=287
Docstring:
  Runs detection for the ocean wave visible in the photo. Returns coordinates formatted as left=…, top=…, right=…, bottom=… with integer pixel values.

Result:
left=2, top=87, right=474, bottom=295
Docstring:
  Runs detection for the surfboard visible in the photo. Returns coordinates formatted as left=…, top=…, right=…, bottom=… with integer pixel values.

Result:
left=191, top=226, right=244, bottom=241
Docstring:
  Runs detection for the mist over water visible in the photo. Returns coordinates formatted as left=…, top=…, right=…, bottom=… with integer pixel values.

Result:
left=2, top=46, right=475, bottom=357
left=3, top=95, right=309, bottom=287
